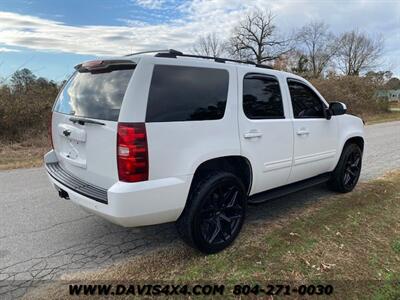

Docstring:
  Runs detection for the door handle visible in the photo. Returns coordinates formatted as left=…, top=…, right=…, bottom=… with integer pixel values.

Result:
left=244, top=130, right=263, bottom=139
left=296, top=129, right=310, bottom=136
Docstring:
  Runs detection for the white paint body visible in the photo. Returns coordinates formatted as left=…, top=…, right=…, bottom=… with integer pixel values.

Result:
left=45, top=54, right=364, bottom=227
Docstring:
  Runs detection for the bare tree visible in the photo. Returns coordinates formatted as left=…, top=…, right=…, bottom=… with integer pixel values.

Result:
left=192, top=33, right=227, bottom=57
left=270, top=50, right=306, bottom=73
left=336, top=30, right=383, bottom=76
left=365, top=70, right=392, bottom=85
left=229, top=10, right=292, bottom=64
left=288, top=51, right=311, bottom=76
left=296, top=21, right=339, bottom=78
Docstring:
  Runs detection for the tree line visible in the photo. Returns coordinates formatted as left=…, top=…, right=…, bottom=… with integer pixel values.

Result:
left=0, top=68, right=60, bottom=140
left=1, top=10, right=398, bottom=142
left=192, top=9, right=387, bottom=78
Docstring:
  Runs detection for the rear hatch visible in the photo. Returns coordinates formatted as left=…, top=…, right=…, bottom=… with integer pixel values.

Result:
left=51, top=60, right=135, bottom=189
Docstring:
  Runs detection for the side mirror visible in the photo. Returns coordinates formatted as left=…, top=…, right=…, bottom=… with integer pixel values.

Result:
left=329, top=102, right=347, bottom=116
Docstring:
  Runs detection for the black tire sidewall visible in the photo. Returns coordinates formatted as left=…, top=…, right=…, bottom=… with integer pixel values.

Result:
left=333, top=143, right=362, bottom=192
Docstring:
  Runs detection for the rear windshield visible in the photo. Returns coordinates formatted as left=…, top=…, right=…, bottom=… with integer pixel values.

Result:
left=54, top=69, right=134, bottom=121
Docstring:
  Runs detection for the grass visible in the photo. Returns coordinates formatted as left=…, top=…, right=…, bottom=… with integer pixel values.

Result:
left=392, top=240, right=400, bottom=254
left=0, top=135, right=50, bottom=170
left=389, top=102, right=400, bottom=110
left=26, top=170, right=400, bottom=299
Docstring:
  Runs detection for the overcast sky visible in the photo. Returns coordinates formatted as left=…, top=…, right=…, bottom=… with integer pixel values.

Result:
left=0, top=0, right=399, bottom=81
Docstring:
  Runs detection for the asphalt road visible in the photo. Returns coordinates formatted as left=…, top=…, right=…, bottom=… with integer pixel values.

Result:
left=1, top=121, right=399, bottom=298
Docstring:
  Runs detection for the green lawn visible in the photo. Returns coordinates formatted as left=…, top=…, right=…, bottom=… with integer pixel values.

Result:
left=27, top=171, right=400, bottom=299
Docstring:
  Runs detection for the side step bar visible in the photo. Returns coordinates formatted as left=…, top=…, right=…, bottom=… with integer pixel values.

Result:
left=248, top=173, right=331, bottom=204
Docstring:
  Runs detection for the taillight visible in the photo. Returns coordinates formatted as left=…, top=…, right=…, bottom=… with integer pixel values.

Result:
left=117, top=123, right=149, bottom=182
left=49, top=112, right=54, bottom=149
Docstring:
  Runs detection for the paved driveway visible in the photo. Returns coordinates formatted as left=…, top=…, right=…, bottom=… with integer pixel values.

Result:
left=1, top=121, right=399, bottom=298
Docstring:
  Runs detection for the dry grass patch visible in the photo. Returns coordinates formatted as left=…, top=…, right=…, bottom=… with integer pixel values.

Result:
left=0, top=134, right=49, bottom=170
left=25, top=171, right=400, bottom=299
left=363, top=111, right=400, bottom=125
left=389, top=102, right=400, bottom=110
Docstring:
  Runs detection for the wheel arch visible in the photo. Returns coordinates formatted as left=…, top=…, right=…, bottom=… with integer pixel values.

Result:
left=189, top=156, right=253, bottom=196
left=343, top=136, right=364, bottom=153
left=177, top=155, right=253, bottom=224
left=334, top=135, right=364, bottom=170
left=328, top=135, right=364, bottom=193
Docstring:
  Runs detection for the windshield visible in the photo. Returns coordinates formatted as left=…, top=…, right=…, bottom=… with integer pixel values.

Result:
left=54, top=68, right=134, bottom=121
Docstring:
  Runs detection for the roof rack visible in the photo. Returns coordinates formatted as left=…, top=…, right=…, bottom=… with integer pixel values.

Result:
left=154, top=49, right=273, bottom=70
left=124, top=49, right=173, bottom=57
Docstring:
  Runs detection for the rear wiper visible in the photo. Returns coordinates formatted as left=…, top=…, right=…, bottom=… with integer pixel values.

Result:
left=69, top=117, right=105, bottom=126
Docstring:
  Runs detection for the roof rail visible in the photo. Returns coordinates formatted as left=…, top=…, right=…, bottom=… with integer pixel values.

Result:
left=124, top=49, right=179, bottom=57
left=154, top=49, right=273, bottom=70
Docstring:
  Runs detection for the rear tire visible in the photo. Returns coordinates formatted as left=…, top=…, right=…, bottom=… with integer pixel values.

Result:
left=328, top=143, right=362, bottom=193
left=176, top=171, right=247, bottom=254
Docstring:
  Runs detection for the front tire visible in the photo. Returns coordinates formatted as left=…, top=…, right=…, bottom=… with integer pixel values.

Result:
left=328, top=143, right=362, bottom=193
left=176, top=171, right=247, bottom=254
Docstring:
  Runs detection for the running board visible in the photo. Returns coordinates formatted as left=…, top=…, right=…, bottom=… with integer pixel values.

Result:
left=248, top=173, right=331, bottom=205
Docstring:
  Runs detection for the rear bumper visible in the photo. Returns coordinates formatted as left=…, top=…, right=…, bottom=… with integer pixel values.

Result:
left=46, top=161, right=108, bottom=204
left=44, top=150, right=192, bottom=227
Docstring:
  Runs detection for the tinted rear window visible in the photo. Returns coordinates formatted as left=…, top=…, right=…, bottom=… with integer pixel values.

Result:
left=54, top=69, right=134, bottom=121
left=146, top=65, right=229, bottom=122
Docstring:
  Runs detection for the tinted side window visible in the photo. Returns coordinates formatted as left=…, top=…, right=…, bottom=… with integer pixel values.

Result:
left=243, top=73, right=284, bottom=119
left=146, top=65, right=229, bottom=122
left=287, top=80, right=325, bottom=118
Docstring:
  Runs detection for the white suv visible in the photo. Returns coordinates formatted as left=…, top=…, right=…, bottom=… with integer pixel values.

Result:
left=45, top=50, right=364, bottom=253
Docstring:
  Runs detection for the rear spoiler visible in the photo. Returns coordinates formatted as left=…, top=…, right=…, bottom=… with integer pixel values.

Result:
left=75, top=60, right=136, bottom=73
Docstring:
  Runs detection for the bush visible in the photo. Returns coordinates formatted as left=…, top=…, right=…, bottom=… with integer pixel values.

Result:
left=0, top=69, right=392, bottom=143
left=0, top=69, right=60, bottom=141
left=310, top=75, right=389, bottom=117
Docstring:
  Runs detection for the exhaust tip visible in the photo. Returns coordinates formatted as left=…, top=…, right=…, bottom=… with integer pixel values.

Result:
left=58, top=188, right=70, bottom=200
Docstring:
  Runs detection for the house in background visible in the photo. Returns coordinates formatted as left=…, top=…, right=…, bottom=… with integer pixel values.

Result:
left=376, top=89, right=400, bottom=102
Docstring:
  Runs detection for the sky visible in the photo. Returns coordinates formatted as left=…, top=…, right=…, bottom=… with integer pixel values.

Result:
left=0, top=0, right=399, bottom=81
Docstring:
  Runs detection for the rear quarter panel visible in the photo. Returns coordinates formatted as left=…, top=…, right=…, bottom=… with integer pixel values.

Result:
left=123, top=57, right=241, bottom=180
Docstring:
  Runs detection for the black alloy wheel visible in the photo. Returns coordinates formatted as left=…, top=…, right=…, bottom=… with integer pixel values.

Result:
left=198, top=183, right=244, bottom=245
left=328, top=143, right=362, bottom=193
left=343, top=149, right=362, bottom=190
left=176, top=171, right=247, bottom=254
